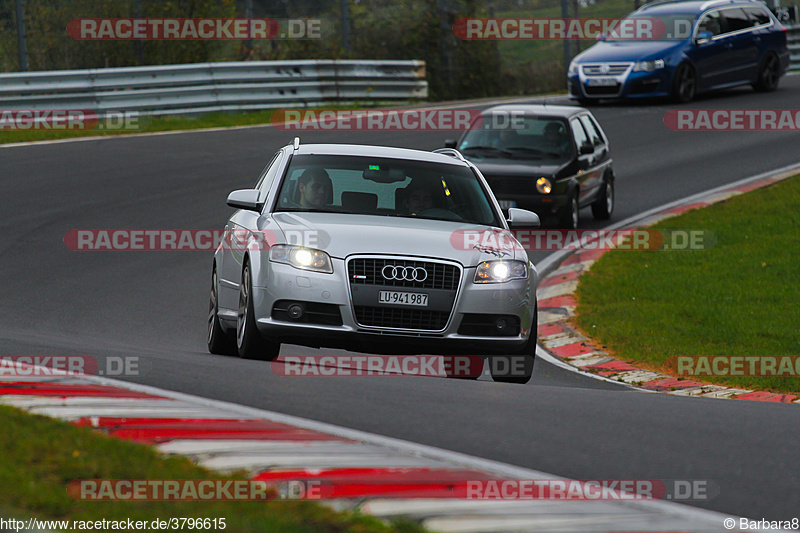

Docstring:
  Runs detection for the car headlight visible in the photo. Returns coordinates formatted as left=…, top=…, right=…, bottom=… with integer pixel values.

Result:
left=474, top=260, right=528, bottom=284
left=536, top=177, right=552, bottom=194
left=633, top=59, right=665, bottom=72
left=568, top=60, right=579, bottom=75
left=269, top=245, right=333, bottom=273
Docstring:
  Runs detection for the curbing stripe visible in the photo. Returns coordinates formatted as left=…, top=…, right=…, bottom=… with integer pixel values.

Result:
left=0, top=360, right=759, bottom=532
left=534, top=163, right=800, bottom=405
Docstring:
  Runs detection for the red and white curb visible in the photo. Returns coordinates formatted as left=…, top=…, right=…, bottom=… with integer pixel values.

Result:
left=0, top=363, right=748, bottom=533
left=536, top=162, right=800, bottom=404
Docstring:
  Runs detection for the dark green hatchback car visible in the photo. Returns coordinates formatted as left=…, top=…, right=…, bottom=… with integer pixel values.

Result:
left=446, top=104, right=615, bottom=229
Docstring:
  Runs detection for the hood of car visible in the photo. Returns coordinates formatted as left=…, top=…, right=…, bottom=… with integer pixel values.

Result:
left=270, top=212, right=528, bottom=266
left=471, top=159, right=566, bottom=178
left=576, top=40, right=683, bottom=63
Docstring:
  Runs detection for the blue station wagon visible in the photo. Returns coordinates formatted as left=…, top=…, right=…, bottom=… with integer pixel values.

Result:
left=567, top=0, right=791, bottom=102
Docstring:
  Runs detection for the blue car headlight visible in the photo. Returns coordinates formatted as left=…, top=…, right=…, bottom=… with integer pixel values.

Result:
left=474, top=260, right=528, bottom=284
left=633, top=59, right=665, bottom=72
left=568, top=60, right=579, bottom=75
left=269, top=244, right=333, bottom=273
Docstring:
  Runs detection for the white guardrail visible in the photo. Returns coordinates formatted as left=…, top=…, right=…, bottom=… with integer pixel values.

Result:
left=0, top=60, right=428, bottom=116
left=787, top=23, right=800, bottom=71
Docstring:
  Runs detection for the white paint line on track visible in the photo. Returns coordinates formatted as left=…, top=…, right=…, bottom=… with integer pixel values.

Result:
left=58, top=370, right=742, bottom=529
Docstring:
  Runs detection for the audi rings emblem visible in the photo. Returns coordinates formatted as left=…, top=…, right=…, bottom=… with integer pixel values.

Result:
left=382, top=265, right=428, bottom=282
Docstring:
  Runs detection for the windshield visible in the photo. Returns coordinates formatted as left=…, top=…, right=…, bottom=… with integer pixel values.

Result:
left=605, top=12, right=698, bottom=42
left=458, top=115, right=573, bottom=163
left=275, top=154, right=502, bottom=226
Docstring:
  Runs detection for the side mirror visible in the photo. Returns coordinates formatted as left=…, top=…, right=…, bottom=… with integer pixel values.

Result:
left=444, top=139, right=457, bottom=148
left=506, top=208, right=540, bottom=228
left=579, top=143, right=594, bottom=155
left=227, top=189, right=262, bottom=212
left=695, top=30, right=713, bottom=44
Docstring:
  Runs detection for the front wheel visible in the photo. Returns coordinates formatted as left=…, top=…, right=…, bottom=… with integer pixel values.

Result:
left=558, top=190, right=579, bottom=229
left=591, top=175, right=614, bottom=220
left=672, top=63, right=696, bottom=103
left=237, top=262, right=280, bottom=361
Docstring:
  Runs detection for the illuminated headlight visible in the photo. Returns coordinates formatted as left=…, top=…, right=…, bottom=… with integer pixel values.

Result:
left=474, top=260, right=528, bottom=284
left=536, top=177, right=552, bottom=194
left=633, top=59, right=665, bottom=72
left=269, top=245, right=333, bottom=273
left=568, top=60, right=579, bottom=75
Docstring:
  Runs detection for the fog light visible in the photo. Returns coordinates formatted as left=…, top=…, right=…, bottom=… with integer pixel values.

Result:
left=287, top=304, right=304, bottom=320
left=495, top=317, right=510, bottom=333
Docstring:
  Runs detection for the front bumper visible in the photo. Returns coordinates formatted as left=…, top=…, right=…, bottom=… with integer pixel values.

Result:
left=568, top=63, right=673, bottom=100
left=248, top=256, right=536, bottom=355
left=498, top=193, right=570, bottom=219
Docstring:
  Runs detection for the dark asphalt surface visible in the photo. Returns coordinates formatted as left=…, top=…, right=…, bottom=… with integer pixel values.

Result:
left=2, top=76, right=800, bottom=521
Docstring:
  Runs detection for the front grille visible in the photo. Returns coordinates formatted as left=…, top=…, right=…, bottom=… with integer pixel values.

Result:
left=584, top=84, right=621, bottom=95
left=355, top=306, right=450, bottom=330
left=582, top=63, right=631, bottom=76
left=348, top=258, right=459, bottom=291
left=485, top=177, right=533, bottom=196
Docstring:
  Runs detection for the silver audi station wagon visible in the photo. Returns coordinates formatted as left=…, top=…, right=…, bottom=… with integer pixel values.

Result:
left=207, top=140, right=541, bottom=383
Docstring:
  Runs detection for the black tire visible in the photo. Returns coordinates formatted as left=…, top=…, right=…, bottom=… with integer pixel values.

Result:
left=576, top=98, right=594, bottom=107
left=753, top=53, right=780, bottom=92
left=558, top=190, right=579, bottom=229
left=591, top=175, right=614, bottom=220
left=489, top=305, right=537, bottom=384
left=208, top=265, right=238, bottom=356
left=672, top=63, right=696, bottom=103
left=236, top=261, right=280, bottom=361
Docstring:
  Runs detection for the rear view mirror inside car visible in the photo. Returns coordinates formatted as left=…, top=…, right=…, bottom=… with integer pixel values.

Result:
left=363, top=165, right=406, bottom=183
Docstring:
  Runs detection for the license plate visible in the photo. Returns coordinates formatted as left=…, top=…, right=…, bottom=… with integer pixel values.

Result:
left=586, top=77, right=617, bottom=87
left=378, top=291, right=429, bottom=306
left=498, top=200, right=517, bottom=209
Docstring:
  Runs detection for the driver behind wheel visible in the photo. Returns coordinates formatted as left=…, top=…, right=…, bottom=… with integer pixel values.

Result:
left=405, top=184, right=434, bottom=215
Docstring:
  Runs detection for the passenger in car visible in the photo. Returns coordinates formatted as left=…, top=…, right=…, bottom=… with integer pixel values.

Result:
left=403, top=183, right=435, bottom=215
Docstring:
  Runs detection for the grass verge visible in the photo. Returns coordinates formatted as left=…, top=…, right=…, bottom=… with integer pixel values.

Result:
left=575, top=175, right=800, bottom=394
left=0, top=404, right=425, bottom=532
left=0, top=104, right=392, bottom=145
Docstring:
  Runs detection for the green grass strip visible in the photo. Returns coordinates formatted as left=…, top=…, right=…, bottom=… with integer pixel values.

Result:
left=0, top=404, right=424, bottom=532
left=576, top=175, right=800, bottom=393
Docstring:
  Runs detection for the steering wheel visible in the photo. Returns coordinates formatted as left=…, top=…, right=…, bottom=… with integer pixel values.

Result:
left=415, top=207, right=463, bottom=221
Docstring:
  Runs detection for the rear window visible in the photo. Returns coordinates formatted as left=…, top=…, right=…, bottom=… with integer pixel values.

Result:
left=722, top=8, right=754, bottom=33
left=743, top=6, right=772, bottom=26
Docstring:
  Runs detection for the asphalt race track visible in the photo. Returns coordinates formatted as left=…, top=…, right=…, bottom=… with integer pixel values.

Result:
left=2, top=75, right=800, bottom=522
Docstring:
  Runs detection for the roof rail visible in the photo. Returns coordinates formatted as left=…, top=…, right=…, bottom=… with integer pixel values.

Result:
left=432, top=147, right=467, bottom=162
